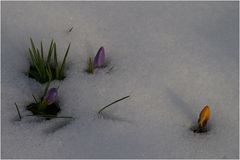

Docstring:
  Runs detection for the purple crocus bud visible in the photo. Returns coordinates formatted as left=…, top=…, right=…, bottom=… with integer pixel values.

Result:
left=44, top=88, right=58, bottom=105
left=94, top=46, right=105, bottom=68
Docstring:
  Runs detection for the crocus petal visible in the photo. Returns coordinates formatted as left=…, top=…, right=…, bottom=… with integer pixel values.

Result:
left=94, top=46, right=105, bottom=68
left=198, top=105, right=211, bottom=128
left=44, top=88, right=58, bottom=105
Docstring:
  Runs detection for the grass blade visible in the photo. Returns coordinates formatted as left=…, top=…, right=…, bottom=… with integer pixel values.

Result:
left=98, top=95, right=130, bottom=114
left=36, top=49, right=45, bottom=76
left=53, top=43, right=59, bottom=78
left=53, top=43, right=58, bottom=66
left=29, top=47, right=43, bottom=78
left=27, top=115, right=73, bottom=119
left=32, top=94, right=38, bottom=103
left=29, top=48, right=36, bottom=63
left=29, top=48, right=38, bottom=67
left=14, top=103, right=22, bottom=121
left=40, top=41, right=44, bottom=59
left=47, top=39, right=54, bottom=64
left=68, top=27, right=73, bottom=32
left=30, top=38, right=36, bottom=54
left=59, top=43, right=71, bottom=77
left=46, top=65, right=52, bottom=81
left=28, top=48, right=34, bottom=63
left=43, top=80, right=51, bottom=97
left=33, top=62, right=42, bottom=78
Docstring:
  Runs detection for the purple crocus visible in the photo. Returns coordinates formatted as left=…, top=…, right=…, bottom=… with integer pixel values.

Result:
left=44, top=88, right=58, bottom=105
left=94, top=46, right=105, bottom=68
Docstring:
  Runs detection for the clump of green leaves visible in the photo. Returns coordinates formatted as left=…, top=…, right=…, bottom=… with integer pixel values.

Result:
left=26, top=81, right=61, bottom=118
left=28, top=38, right=71, bottom=83
left=14, top=81, right=72, bottom=120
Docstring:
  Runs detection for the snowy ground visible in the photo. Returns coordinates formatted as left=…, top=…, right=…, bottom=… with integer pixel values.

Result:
left=1, top=1, right=239, bottom=159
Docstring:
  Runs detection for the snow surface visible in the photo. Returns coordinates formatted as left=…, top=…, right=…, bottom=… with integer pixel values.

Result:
left=1, top=1, right=239, bottom=159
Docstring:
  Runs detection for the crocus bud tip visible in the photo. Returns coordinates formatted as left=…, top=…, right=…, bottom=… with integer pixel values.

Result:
left=198, top=105, right=211, bottom=128
left=44, top=87, right=58, bottom=105
left=94, top=46, right=105, bottom=68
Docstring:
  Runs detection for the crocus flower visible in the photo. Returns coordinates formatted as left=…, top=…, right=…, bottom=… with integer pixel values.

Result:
left=94, top=46, right=105, bottom=68
left=198, top=105, right=211, bottom=129
left=44, top=88, right=58, bottom=105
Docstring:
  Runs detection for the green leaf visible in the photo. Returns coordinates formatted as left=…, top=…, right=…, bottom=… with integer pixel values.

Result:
left=40, top=41, right=44, bottom=59
left=53, top=43, right=58, bottom=66
left=59, top=43, right=71, bottom=78
left=35, top=49, right=46, bottom=79
left=29, top=48, right=38, bottom=65
left=47, top=39, right=54, bottom=65
left=34, top=63, right=42, bottom=78
left=36, top=49, right=42, bottom=64
left=98, top=95, right=130, bottom=114
left=29, top=48, right=35, bottom=65
left=46, top=65, right=52, bottom=81
left=53, top=43, right=59, bottom=78
left=30, top=38, right=37, bottom=54
left=87, top=57, right=94, bottom=74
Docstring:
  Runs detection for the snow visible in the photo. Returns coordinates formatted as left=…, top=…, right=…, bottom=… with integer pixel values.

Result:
left=1, top=1, right=239, bottom=159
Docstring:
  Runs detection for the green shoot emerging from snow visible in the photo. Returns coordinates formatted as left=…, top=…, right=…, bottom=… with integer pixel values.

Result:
left=15, top=81, right=72, bottom=120
left=28, top=38, right=71, bottom=83
left=86, top=57, right=94, bottom=74
left=26, top=81, right=61, bottom=119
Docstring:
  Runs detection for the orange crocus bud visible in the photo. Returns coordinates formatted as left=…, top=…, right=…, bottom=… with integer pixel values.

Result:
left=198, top=105, right=211, bottom=128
